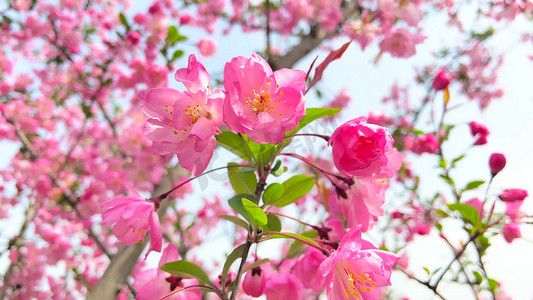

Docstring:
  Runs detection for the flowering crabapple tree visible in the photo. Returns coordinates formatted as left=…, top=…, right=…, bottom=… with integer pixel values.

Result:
left=0, top=0, right=531, bottom=300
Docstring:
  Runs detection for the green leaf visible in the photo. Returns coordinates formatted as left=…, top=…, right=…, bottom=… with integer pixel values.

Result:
left=435, top=209, right=449, bottom=217
left=286, top=107, right=341, bottom=136
left=286, top=231, right=318, bottom=258
left=263, top=214, right=282, bottom=232
left=274, top=175, right=315, bottom=207
left=473, top=271, right=483, bottom=284
left=268, top=232, right=319, bottom=247
left=228, top=163, right=257, bottom=194
left=488, top=278, right=498, bottom=291
left=221, top=244, right=245, bottom=285
left=215, top=132, right=254, bottom=162
left=242, top=135, right=276, bottom=165
left=161, top=260, right=213, bottom=286
left=272, top=166, right=287, bottom=177
left=451, top=154, right=465, bottom=166
left=167, top=25, right=178, bottom=43
left=242, top=198, right=268, bottom=229
left=439, top=174, right=455, bottom=185
left=463, top=180, right=485, bottom=191
left=219, top=215, right=249, bottom=231
left=172, top=49, right=184, bottom=61
left=242, top=258, right=270, bottom=274
left=119, top=13, right=130, bottom=29
left=270, top=160, right=282, bottom=173
left=447, top=203, right=481, bottom=227
left=228, top=194, right=256, bottom=221
left=423, top=267, right=430, bottom=275
left=262, top=183, right=284, bottom=205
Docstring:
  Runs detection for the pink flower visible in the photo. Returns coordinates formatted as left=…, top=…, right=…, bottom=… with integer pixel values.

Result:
left=499, top=189, right=528, bottom=203
left=133, top=244, right=202, bottom=299
left=489, top=153, right=506, bottom=176
left=336, top=177, right=389, bottom=231
left=501, top=223, right=521, bottom=243
left=432, top=70, right=451, bottom=91
left=405, top=133, right=439, bottom=155
left=293, top=247, right=327, bottom=292
left=264, top=272, right=304, bottom=300
left=101, top=186, right=162, bottom=259
left=379, top=28, right=426, bottom=58
left=196, top=38, right=217, bottom=57
left=142, top=54, right=224, bottom=176
left=469, top=121, right=489, bottom=145
left=318, top=226, right=398, bottom=300
left=343, top=21, right=381, bottom=50
left=223, top=53, right=306, bottom=143
left=242, top=267, right=265, bottom=297
left=329, top=116, right=395, bottom=178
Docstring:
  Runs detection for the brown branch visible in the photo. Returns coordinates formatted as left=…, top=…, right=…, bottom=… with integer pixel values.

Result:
left=267, top=0, right=358, bottom=70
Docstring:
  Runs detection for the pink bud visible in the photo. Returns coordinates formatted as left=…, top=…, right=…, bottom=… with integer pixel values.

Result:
left=432, top=70, right=451, bottom=91
left=180, top=13, right=192, bottom=25
left=500, top=189, right=528, bottom=202
left=489, top=153, right=506, bottom=176
left=242, top=267, right=265, bottom=297
left=126, top=31, right=141, bottom=45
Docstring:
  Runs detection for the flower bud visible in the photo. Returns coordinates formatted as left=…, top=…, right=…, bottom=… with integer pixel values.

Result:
left=432, top=70, right=451, bottom=91
left=242, top=267, right=265, bottom=297
left=489, top=153, right=506, bottom=176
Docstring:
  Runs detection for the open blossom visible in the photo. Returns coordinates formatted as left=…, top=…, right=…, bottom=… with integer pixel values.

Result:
left=501, top=223, right=521, bottom=243
left=293, top=247, right=327, bottom=292
left=318, top=225, right=398, bottom=300
left=336, top=177, right=389, bottom=231
left=101, top=186, right=162, bottom=259
left=405, top=133, right=439, bottom=155
left=379, top=28, right=426, bottom=58
left=329, top=116, right=396, bottom=178
left=223, top=53, right=306, bottom=143
left=196, top=38, right=217, bottom=57
left=142, top=54, right=224, bottom=176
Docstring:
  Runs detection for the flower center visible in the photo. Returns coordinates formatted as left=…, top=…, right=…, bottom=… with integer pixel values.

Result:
left=185, top=104, right=209, bottom=123
left=342, top=267, right=376, bottom=300
left=246, top=83, right=276, bottom=114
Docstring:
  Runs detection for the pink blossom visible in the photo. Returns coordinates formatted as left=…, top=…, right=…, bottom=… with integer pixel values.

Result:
left=101, top=186, right=162, bottom=259
left=293, top=247, right=327, bottom=292
left=318, top=225, right=398, bottom=300
left=329, top=116, right=395, bottom=177
left=499, top=189, right=528, bottom=203
left=432, top=70, right=451, bottom=91
left=242, top=267, right=265, bottom=297
left=264, top=272, right=304, bottom=300
left=335, top=177, right=389, bottom=232
left=501, top=223, right=521, bottom=243
left=343, top=21, right=381, bottom=50
left=142, top=54, right=224, bottom=176
left=379, top=28, right=426, bottom=58
left=405, top=133, right=439, bottom=155
left=196, top=38, right=217, bottom=57
left=133, top=244, right=201, bottom=299
left=223, top=53, right=306, bottom=143
left=489, top=153, right=506, bottom=176
left=469, top=121, right=489, bottom=145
